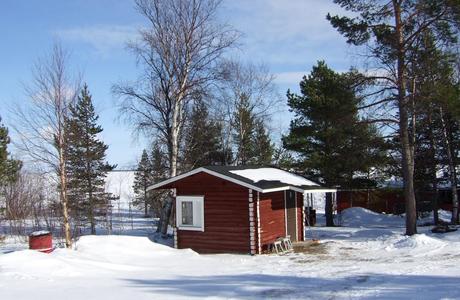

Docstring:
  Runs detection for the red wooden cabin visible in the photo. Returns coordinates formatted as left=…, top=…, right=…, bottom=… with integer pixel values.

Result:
left=148, top=166, right=335, bottom=254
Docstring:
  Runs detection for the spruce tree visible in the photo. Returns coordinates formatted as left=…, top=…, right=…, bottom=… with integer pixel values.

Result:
left=66, top=84, right=115, bottom=234
left=133, top=149, right=155, bottom=217
left=250, top=119, right=273, bottom=166
left=150, top=143, right=167, bottom=217
left=232, top=94, right=256, bottom=165
left=183, top=101, right=224, bottom=169
left=0, top=118, right=21, bottom=185
left=272, top=146, right=295, bottom=169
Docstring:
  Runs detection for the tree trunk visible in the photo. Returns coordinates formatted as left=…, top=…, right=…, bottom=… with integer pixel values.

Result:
left=87, top=157, right=96, bottom=235
left=439, top=107, right=459, bottom=224
left=427, top=109, right=439, bottom=225
left=394, top=1, right=417, bottom=235
left=144, top=186, right=148, bottom=217
left=58, top=147, right=72, bottom=247
left=399, top=105, right=417, bottom=235
left=158, top=95, right=183, bottom=235
left=325, top=192, right=335, bottom=227
left=88, top=185, right=95, bottom=235
left=160, top=193, right=174, bottom=237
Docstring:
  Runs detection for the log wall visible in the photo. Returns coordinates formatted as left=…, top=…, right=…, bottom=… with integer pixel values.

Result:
left=174, top=172, right=251, bottom=254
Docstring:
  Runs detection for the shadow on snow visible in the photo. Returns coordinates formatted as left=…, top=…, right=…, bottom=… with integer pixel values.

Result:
left=122, top=273, right=460, bottom=299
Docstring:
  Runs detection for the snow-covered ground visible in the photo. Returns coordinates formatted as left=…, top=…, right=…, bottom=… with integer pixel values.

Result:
left=1, top=208, right=460, bottom=299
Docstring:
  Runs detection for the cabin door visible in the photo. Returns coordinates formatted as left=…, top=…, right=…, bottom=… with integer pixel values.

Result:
left=285, top=190, right=298, bottom=242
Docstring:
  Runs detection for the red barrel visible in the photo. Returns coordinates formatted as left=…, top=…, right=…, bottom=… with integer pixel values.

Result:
left=29, top=231, right=53, bottom=253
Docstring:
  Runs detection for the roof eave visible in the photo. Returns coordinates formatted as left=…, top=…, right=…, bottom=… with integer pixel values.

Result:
left=146, top=167, right=265, bottom=192
left=147, top=166, right=336, bottom=194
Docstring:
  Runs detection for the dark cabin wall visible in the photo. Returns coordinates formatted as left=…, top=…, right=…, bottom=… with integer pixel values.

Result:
left=259, top=191, right=305, bottom=250
left=174, top=172, right=251, bottom=254
left=259, top=191, right=286, bottom=251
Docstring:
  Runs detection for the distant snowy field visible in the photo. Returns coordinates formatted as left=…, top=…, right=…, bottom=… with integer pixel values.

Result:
left=105, top=170, right=136, bottom=210
left=1, top=207, right=460, bottom=299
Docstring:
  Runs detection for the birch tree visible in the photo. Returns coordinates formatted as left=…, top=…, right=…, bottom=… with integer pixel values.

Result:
left=113, top=0, right=238, bottom=234
left=216, top=60, right=280, bottom=166
left=115, top=0, right=237, bottom=177
left=13, top=43, right=79, bottom=247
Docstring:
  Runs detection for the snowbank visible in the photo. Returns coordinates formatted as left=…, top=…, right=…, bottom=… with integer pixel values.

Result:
left=388, top=234, right=447, bottom=251
left=230, top=168, right=318, bottom=187
left=340, top=207, right=454, bottom=228
left=340, top=207, right=404, bottom=227
left=74, top=235, right=197, bottom=264
left=0, top=235, right=197, bottom=280
left=418, top=209, right=452, bottom=225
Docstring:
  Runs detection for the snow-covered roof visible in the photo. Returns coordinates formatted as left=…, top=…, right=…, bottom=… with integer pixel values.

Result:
left=229, top=168, right=318, bottom=187
left=148, top=166, right=336, bottom=193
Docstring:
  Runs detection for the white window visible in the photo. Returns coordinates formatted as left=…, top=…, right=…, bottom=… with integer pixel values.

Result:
left=176, top=196, right=204, bottom=231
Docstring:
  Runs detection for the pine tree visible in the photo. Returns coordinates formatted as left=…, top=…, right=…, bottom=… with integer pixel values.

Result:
left=283, top=62, right=389, bottom=227
left=283, top=61, right=388, bottom=188
left=133, top=149, right=155, bottom=217
left=0, top=118, right=21, bottom=185
left=66, top=84, right=115, bottom=234
left=183, top=101, right=225, bottom=169
left=406, top=30, right=460, bottom=223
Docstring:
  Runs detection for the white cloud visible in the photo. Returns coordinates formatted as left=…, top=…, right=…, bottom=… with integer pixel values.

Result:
left=233, top=0, right=344, bottom=41
left=223, top=0, right=351, bottom=67
left=274, top=71, right=305, bottom=85
left=56, top=25, right=139, bottom=56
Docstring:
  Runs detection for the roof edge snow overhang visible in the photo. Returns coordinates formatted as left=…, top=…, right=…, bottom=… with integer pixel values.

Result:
left=147, top=167, right=336, bottom=194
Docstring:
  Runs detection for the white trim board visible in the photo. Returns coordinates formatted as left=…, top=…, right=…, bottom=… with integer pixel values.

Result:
left=263, top=186, right=305, bottom=193
left=256, top=191, right=261, bottom=254
left=304, top=189, right=337, bottom=193
left=147, top=167, right=265, bottom=192
left=176, top=195, right=205, bottom=232
left=248, top=189, right=256, bottom=255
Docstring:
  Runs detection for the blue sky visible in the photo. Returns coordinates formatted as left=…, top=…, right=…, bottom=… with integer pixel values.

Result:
left=0, top=0, right=354, bottom=168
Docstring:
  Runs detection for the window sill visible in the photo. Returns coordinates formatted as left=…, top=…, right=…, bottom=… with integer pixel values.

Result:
left=177, top=225, right=204, bottom=232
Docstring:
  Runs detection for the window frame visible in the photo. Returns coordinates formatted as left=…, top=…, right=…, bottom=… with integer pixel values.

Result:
left=176, top=195, right=205, bottom=232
